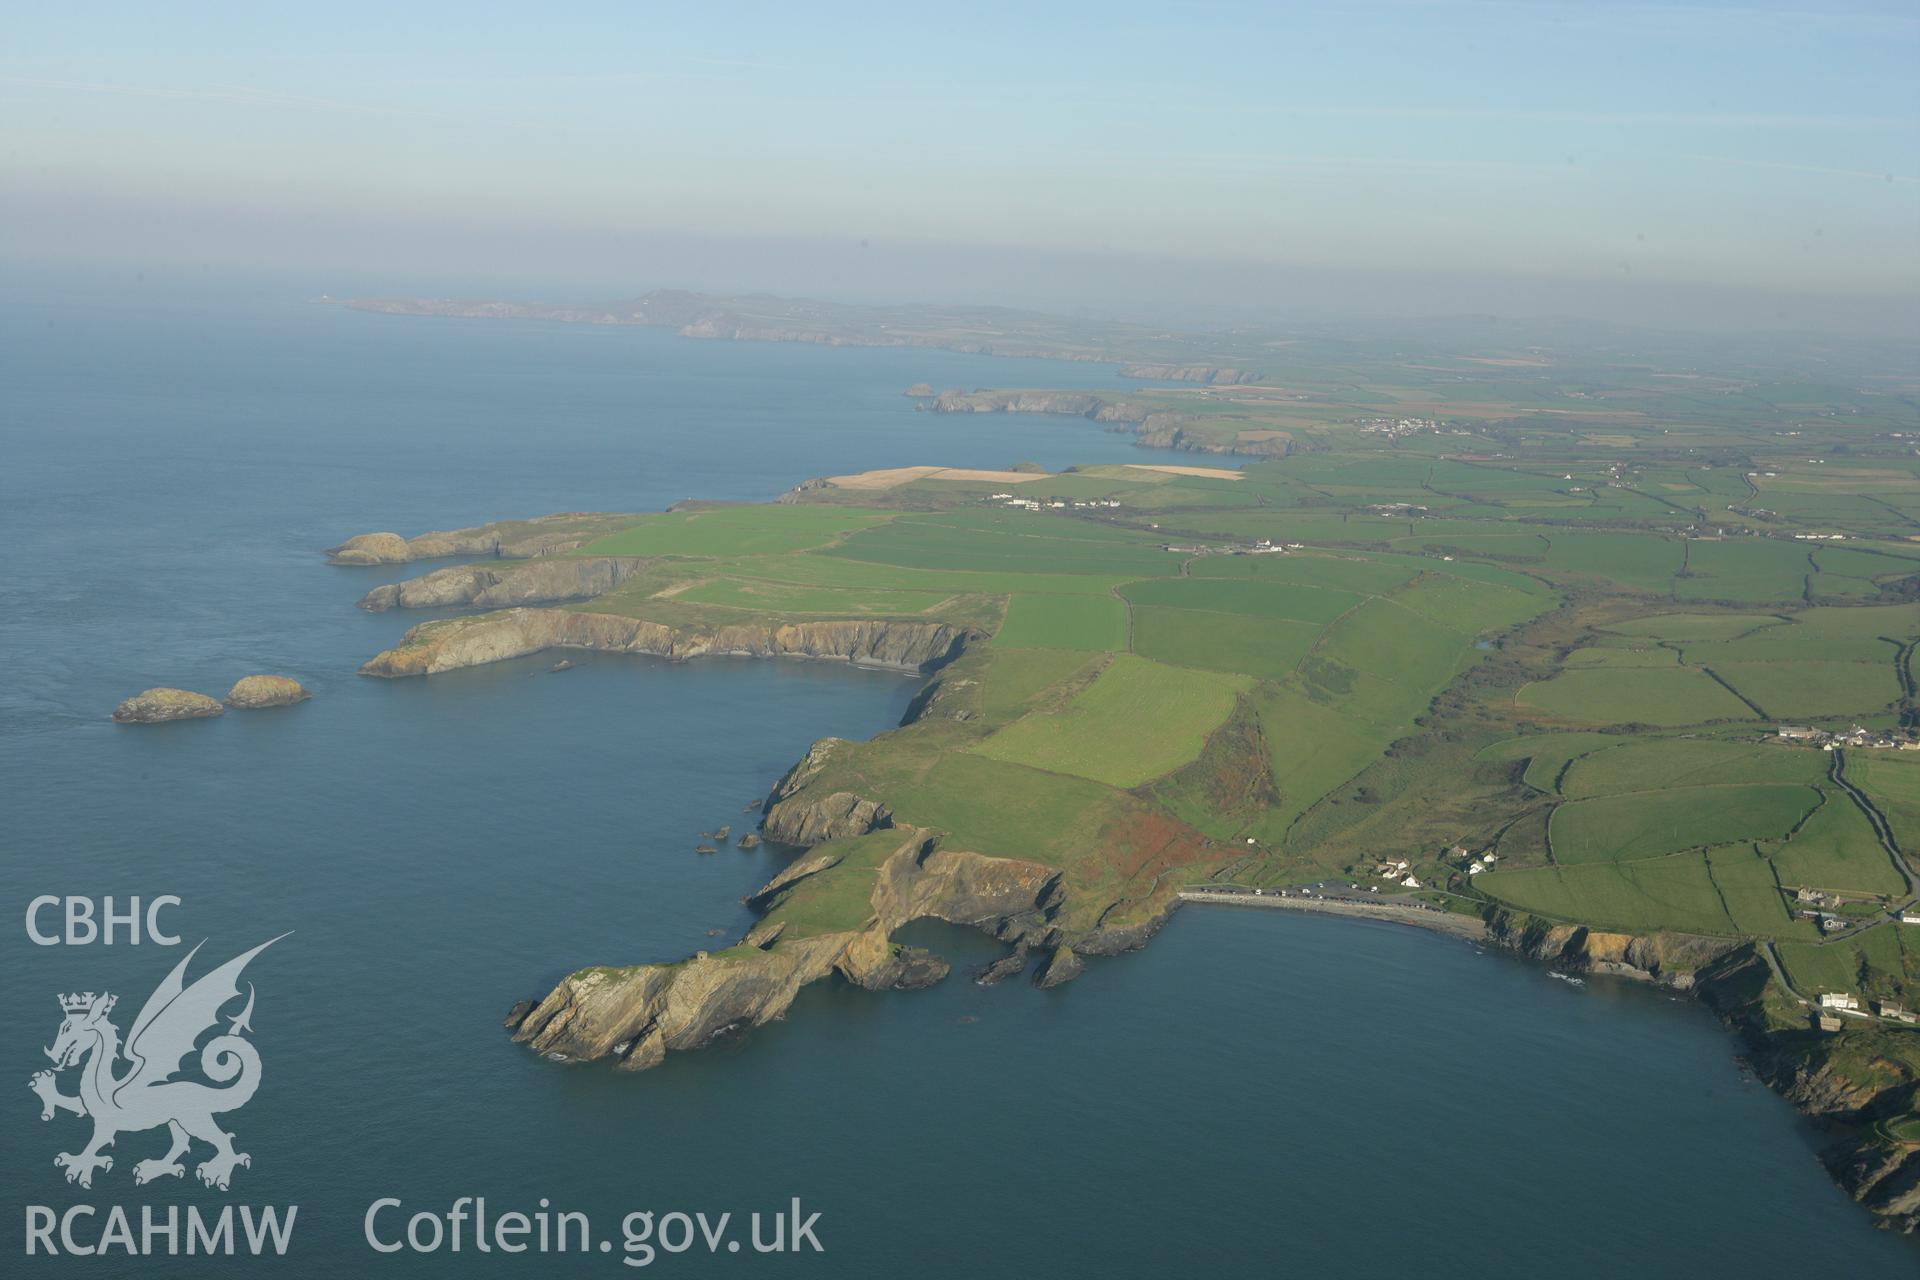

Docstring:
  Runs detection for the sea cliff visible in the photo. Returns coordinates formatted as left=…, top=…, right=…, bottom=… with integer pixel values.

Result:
left=357, top=557, right=647, bottom=611
left=360, top=608, right=974, bottom=677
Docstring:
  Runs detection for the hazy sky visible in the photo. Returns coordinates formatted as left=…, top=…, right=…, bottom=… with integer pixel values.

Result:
left=2, top=2, right=1915, bottom=329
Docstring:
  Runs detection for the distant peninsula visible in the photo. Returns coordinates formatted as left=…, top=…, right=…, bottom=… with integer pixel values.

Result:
left=345, top=288, right=1267, bottom=372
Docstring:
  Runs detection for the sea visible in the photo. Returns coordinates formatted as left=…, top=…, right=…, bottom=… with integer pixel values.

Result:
left=1, top=270, right=1912, bottom=1277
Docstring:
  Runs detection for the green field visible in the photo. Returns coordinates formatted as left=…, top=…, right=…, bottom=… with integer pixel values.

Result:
left=1476, top=731, right=1628, bottom=793
left=1130, top=607, right=1323, bottom=679
left=672, top=577, right=955, bottom=615
left=993, top=593, right=1130, bottom=651
left=1548, top=785, right=1821, bottom=863
left=977, top=649, right=1102, bottom=721
left=1516, top=667, right=1755, bottom=726
left=1480, top=854, right=1738, bottom=934
left=1766, top=795, right=1907, bottom=895
left=1712, top=661, right=1899, bottom=719
left=827, top=514, right=1183, bottom=577
left=970, top=654, right=1251, bottom=788
left=1560, top=739, right=1826, bottom=797
left=1117, top=576, right=1360, bottom=622
left=577, top=506, right=891, bottom=557
left=1849, top=753, right=1920, bottom=855
left=1675, top=540, right=1813, bottom=603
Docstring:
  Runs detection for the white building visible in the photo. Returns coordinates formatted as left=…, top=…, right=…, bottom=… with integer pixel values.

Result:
left=1819, top=992, right=1860, bottom=1011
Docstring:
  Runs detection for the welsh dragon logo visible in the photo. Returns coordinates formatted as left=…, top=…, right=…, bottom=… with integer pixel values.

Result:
left=28, top=937, right=285, bottom=1190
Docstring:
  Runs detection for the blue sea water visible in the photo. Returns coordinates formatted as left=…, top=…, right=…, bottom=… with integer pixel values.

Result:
left=1, top=273, right=1913, bottom=1277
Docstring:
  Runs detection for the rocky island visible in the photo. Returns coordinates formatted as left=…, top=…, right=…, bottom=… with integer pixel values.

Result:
left=225, top=675, right=311, bottom=708
left=112, top=687, right=225, bottom=723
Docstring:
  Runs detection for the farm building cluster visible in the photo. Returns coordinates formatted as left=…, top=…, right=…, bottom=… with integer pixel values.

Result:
left=1813, top=990, right=1915, bottom=1032
left=986, top=494, right=1124, bottom=512
left=1776, top=724, right=1920, bottom=751
left=1160, top=538, right=1301, bottom=557
left=1355, top=416, right=1442, bottom=437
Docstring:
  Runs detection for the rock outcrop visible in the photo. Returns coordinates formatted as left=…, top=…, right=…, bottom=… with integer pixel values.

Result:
left=224, top=675, right=310, bottom=708
left=360, top=609, right=973, bottom=678
left=327, top=513, right=640, bottom=566
left=975, top=942, right=1031, bottom=985
left=868, top=844, right=1061, bottom=935
left=762, top=792, right=892, bottom=845
left=1483, top=912, right=1736, bottom=988
left=327, top=532, right=411, bottom=565
left=357, top=557, right=645, bottom=611
left=1034, top=945, right=1085, bottom=988
left=112, top=688, right=225, bottom=723
left=1824, top=1138, right=1920, bottom=1232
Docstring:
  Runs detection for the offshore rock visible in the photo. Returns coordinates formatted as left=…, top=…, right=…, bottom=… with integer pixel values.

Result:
left=224, top=675, right=311, bottom=708
left=1034, top=945, right=1085, bottom=989
left=111, top=688, right=225, bottom=724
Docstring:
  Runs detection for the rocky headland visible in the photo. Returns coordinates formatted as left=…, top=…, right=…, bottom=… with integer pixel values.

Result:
left=507, top=827, right=1083, bottom=1071
left=326, top=512, right=641, bottom=566
left=924, top=388, right=1292, bottom=458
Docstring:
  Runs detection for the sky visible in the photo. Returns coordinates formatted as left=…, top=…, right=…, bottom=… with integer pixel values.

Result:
left=1, top=1, right=1915, bottom=331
